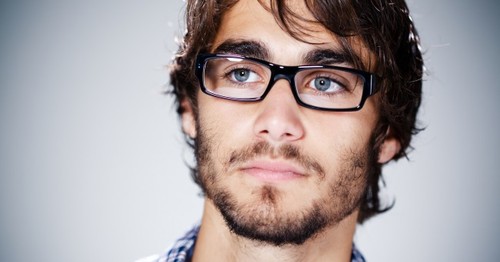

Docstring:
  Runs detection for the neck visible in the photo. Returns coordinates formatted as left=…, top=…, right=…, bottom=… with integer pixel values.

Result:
left=192, top=199, right=358, bottom=262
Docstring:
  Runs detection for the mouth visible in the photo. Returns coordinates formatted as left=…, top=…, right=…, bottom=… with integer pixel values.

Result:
left=239, top=159, right=307, bottom=182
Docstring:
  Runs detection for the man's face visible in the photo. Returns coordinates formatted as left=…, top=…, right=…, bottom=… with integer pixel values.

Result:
left=182, top=0, right=396, bottom=246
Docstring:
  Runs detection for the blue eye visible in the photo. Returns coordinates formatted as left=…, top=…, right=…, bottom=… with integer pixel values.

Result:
left=314, top=77, right=332, bottom=91
left=232, top=69, right=251, bottom=82
left=309, top=76, right=343, bottom=93
left=229, top=68, right=260, bottom=83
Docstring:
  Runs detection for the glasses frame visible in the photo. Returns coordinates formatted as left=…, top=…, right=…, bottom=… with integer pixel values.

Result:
left=195, top=53, right=379, bottom=112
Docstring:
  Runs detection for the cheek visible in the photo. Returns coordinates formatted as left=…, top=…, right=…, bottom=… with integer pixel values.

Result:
left=197, top=96, right=255, bottom=155
left=303, top=112, right=377, bottom=174
left=308, top=112, right=376, bottom=147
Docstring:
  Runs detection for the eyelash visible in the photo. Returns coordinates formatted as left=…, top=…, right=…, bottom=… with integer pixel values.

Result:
left=222, top=66, right=258, bottom=84
left=309, top=73, right=346, bottom=93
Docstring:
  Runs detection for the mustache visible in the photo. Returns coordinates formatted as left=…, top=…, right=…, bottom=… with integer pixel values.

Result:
left=227, top=141, right=325, bottom=177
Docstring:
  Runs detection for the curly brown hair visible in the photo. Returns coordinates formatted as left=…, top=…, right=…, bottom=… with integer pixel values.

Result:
left=169, top=0, right=424, bottom=223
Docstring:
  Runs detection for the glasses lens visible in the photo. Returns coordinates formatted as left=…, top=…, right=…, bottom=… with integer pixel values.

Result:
left=295, top=68, right=365, bottom=109
left=203, top=57, right=271, bottom=100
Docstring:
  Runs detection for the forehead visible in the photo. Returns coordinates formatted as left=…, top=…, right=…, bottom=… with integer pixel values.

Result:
left=211, top=0, right=373, bottom=68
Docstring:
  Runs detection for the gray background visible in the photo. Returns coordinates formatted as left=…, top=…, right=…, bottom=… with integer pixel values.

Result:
left=0, top=0, right=499, bottom=261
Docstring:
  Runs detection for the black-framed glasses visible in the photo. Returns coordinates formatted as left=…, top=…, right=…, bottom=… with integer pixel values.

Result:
left=195, top=53, right=379, bottom=111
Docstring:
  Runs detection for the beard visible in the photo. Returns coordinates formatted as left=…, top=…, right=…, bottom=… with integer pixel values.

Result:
left=195, top=124, right=376, bottom=246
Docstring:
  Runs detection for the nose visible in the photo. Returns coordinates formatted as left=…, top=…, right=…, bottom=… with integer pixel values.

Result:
left=253, top=79, right=305, bottom=144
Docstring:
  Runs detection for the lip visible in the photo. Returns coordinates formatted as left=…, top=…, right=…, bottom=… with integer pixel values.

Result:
left=239, top=159, right=307, bottom=182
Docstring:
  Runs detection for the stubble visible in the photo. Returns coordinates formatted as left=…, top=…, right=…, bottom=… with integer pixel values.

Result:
left=194, top=124, right=374, bottom=246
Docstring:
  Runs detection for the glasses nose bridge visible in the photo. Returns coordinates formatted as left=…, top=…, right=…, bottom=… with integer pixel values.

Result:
left=269, top=65, right=296, bottom=89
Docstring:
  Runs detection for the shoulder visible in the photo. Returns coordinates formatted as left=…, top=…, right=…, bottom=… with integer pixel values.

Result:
left=351, top=244, right=366, bottom=262
left=135, top=224, right=200, bottom=262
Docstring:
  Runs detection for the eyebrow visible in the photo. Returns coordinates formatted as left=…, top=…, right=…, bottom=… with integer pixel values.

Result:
left=212, top=39, right=356, bottom=67
left=302, top=48, right=354, bottom=66
left=212, top=40, right=270, bottom=61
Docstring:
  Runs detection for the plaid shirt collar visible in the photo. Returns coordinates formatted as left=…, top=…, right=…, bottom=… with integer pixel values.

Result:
left=156, top=224, right=366, bottom=262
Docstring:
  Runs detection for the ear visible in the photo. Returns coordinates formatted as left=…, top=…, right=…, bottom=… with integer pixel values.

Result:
left=180, top=99, right=197, bottom=139
left=377, top=128, right=401, bottom=164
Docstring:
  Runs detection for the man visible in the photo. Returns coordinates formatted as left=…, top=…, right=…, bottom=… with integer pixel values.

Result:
left=151, top=0, right=423, bottom=261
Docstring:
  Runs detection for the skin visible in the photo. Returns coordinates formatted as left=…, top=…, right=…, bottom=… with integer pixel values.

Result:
left=181, top=0, right=400, bottom=261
